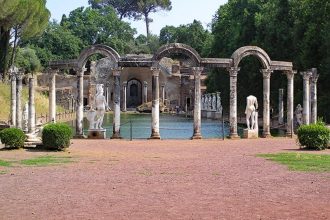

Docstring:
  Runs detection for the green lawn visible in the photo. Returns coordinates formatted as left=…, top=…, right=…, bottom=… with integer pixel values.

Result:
left=0, top=160, right=12, bottom=167
left=20, top=155, right=72, bottom=166
left=258, top=153, right=330, bottom=172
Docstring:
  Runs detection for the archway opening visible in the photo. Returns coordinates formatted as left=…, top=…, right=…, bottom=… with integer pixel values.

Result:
left=127, top=79, right=142, bottom=108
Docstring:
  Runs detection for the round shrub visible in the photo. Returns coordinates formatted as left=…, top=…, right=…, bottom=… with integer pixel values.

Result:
left=0, top=128, right=26, bottom=149
left=42, top=123, right=72, bottom=150
left=297, top=122, right=330, bottom=150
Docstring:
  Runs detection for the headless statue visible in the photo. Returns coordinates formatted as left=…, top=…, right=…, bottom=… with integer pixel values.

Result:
left=245, top=95, right=258, bottom=130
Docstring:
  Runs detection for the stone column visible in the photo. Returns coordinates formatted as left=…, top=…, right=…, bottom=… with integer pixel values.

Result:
left=228, top=67, right=240, bottom=139
left=9, top=68, right=17, bottom=127
left=310, top=69, right=319, bottom=124
left=261, top=69, right=272, bottom=138
left=16, top=71, right=24, bottom=129
left=150, top=67, right=160, bottom=139
left=143, top=81, right=148, bottom=103
left=76, top=68, right=86, bottom=137
left=122, top=81, right=127, bottom=112
left=278, top=88, right=284, bottom=125
left=286, top=71, right=296, bottom=136
left=192, top=67, right=203, bottom=139
left=48, top=70, right=57, bottom=123
left=112, top=69, right=122, bottom=139
left=301, top=71, right=312, bottom=125
left=161, top=83, right=165, bottom=105
left=28, top=74, right=36, bottom=133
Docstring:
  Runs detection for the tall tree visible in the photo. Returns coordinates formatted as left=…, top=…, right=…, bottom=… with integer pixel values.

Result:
left=88, top=0, right=172, bottom=37
left=0, top=0, right=50, bottom=80
left=60, top=6, right=136, bottom=54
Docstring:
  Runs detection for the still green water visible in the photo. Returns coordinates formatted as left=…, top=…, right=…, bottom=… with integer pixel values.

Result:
left=67, top=113, right=230, bottom=139
left=67, top=113, right=285, bottom=139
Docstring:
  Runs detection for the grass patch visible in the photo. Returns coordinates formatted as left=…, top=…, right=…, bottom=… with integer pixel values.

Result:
left=0, top=170, right=7, bottom=175
left=20, top=155, right=72, bottom=166
left=0, top=160, right=12, bottom=167
left=258, top=153, right=330, bottom=172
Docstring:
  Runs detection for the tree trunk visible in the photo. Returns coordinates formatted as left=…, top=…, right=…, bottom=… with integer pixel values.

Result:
left=145, top=14, right=150, bottom=37
left=10, top=27, right=19, bottom=67
left=0, top=27, right=10, bottom=82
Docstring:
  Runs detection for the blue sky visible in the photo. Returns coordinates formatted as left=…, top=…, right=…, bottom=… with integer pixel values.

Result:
left=46, top=0, right=227, bottom=36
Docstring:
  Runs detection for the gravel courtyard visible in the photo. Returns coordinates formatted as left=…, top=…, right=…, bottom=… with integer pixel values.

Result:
left=0, top=138, right=330, bottom=220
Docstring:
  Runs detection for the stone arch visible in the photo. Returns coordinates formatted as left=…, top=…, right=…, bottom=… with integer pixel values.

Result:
left=153, top=43, right=202, bottom=66
left=231, top=46, right=272, bottom=70
left=76, top=44, right=120, bottom=69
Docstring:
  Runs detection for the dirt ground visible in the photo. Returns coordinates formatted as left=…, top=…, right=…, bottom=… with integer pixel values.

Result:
left=0, top=138, right=330, bottom=220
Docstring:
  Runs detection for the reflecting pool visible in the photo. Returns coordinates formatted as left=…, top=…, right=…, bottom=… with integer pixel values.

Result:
left=66, top=113, right=285, bottom=139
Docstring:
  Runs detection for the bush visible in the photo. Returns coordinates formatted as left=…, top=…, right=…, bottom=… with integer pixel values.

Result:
left=42, top=123, right=72, bottom=150
left=0, top=128, right=26, bottom=149
left=297, top=122, right=330, bottom=150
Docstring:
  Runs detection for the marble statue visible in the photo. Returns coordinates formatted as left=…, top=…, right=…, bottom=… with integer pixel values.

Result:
left=216, top=92, right=222, bottom=113
left=86, top=84, right=109, bottom=129
left=207, top=94, right=212, bottom=111
left=245, top=95, right=258, bottom=130
left=295, top=104, right=303, bottom=126
left=212, top=93, right=217, bottom=111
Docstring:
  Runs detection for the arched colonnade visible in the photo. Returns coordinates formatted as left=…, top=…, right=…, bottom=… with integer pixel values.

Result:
left=48, top=43, right=296, bottom=139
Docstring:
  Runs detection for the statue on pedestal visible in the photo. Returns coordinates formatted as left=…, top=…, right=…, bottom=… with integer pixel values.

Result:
left=86, top=84, right=109, bottom=130
left=245, top=95, right=258, bottom=131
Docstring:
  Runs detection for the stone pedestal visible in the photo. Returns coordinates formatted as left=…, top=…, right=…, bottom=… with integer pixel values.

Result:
left=243, top=129, right=258, bottom=139
left=88, top=129, right=106, bottom=139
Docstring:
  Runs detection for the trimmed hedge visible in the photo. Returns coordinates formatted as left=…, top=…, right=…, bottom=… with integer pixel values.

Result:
left=42, top=123, right=72, bottom=151
left=297, top=122, right=330, bottom=150
left=0, top=128, right=26, bottom=149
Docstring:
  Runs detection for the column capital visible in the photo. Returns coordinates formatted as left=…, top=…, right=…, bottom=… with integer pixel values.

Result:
left=75, top=67, right=87, bottom=77
left=260, top=69, right=273, bottom=79
left=16, top=71, right=24, bottom=80
left=112, top=67, right=122, bottom=77
left=284, top=70, right=296, bottom=80
left=151, top=67, right=160, bottom=77
left=227, top=67, right=240, bottom=77
left=144, top=81, right=148, bottom=86
left=300, top=70, right=312, bottom=81
left=311, top=70, right=319, bottom=84
left=191, top=67, right=204, bottom=73
left=122, top=81, right=127, bottom=87
left=9, top=66, right=19, bottom=77
left=46, top=68, right=59, bottom=75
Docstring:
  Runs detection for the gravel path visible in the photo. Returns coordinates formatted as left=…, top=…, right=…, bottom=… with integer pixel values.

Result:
left=0, top=138, right=330, bottom=220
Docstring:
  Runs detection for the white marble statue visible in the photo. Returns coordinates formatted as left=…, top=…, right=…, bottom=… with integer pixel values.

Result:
left=216, top=92, right=222, bottom=113
left=86, top=84, right=109, bottom=129
left=295, top=104, right=303, bottom=126
left=207, top=94, right=212, bottom=111
left=245, top=95, right=258, bottom=130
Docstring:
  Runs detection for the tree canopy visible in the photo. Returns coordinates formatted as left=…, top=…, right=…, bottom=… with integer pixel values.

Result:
left=0, top=0, right=50, bottom=79
left=89, top=0, right=172, bottom=37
